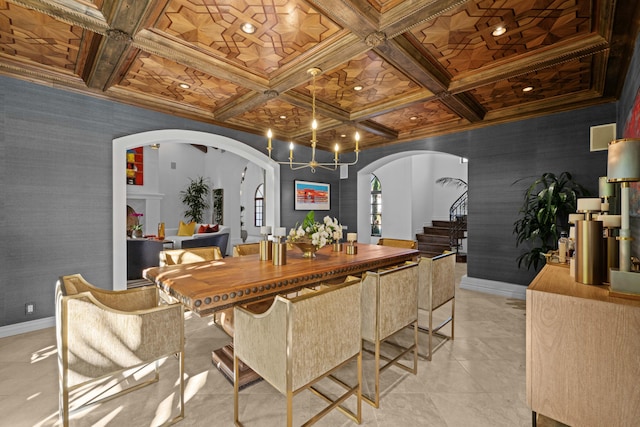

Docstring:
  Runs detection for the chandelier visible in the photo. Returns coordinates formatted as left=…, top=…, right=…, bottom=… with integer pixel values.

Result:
left=266, top=68, right=360, bottom=173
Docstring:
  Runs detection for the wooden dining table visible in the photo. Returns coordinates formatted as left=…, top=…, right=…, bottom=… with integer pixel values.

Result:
left=143, top=243, right=419, bottom=317
left=143, top=243, right=419, bottom=386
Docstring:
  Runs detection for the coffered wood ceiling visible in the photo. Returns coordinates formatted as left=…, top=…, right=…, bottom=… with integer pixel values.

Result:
left=1, top=0, right=638, bottom=152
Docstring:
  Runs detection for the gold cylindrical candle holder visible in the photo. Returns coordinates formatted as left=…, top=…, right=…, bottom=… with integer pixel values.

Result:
left=259, top=240, right=272, bottom=261
left=576, top=220, right=604, bottom=285
left=272, top=242, right=286, bottom=265
left=346, top=243, right=357, bottom=255
left=157, top=222, right=165, bottom=240
left=332, top=242, right=342, bottom=252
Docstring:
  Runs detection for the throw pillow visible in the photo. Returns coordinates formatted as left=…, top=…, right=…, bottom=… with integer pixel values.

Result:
left=177, top=221, right=196, bottom=236
left=197, top=225, right=209, bottom=234
left=209, top=224, right=219, bottom=232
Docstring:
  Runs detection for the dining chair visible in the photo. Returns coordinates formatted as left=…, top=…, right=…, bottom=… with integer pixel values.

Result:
left=160, top=246, right=223, bottom=266
left=417, top=251, right=456, bottom=360
left=56, top=274, right=184, bottom=426
left=233, top=242, right=260, bottom=257
left=233, top=277, right=362, bottom=426
left=377, top=238, right=418, bottom=249
left=360, top=261, right=419, bottom=407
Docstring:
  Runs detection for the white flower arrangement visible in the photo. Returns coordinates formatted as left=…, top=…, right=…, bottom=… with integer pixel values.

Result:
left=288, top=211, right=343, bottom=250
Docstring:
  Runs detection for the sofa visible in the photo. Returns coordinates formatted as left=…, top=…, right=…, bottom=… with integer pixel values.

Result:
left=164, top=223, right=231, bottom=254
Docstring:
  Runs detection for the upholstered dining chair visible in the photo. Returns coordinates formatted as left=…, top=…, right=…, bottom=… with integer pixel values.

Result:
left=232, top=242, right=260, bottom=257
left=160, top=246, right=223, bottom=266
left=417, top=251, right=456, bottom=360
left=56, top=274, right=184, bottom=426
left=377, top=238, right=418, bottom=249
left=233, top=278, right=363, bottom=427
left=360, top=261, right=419, bottom=408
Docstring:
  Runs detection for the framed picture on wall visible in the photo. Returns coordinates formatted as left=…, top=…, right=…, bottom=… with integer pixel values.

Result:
left=294, top=180, right=330, bottom=211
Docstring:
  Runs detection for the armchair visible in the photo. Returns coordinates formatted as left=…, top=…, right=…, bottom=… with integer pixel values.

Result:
left=232, top=242, right=260, bottom=257
left=160, top=246, right=223, bottom=266
left=377, top=238, right=417, bottom=249
left=56, top=274, right=184, bottom=426
left=233, top=278, right=362, bottom=426
left=361, top=261, right=419, bottom=407
left=417, top=252, right=456, bottom=360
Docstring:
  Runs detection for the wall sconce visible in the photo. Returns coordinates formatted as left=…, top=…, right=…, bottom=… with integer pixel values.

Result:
left=607, top=138, right=640, bottom=294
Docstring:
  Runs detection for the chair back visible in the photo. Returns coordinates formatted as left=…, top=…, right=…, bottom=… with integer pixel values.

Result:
left=377, top=238, right=417, bottom=249
left=361, top=262, right=419, bottom=342
left=160, top=246, right=222, bottom=266
left=233, top=242, right=260, bottom=257
left=234, top=278, right=361, bottom=394
left=418, top=252, right=456, bottom=311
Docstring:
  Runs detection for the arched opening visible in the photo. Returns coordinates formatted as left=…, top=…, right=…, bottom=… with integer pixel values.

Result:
left=113, top=130, right=280, bottom=289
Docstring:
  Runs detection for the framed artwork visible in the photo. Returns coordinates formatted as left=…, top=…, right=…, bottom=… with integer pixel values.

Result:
left=294, top=180, right=330, bottom=210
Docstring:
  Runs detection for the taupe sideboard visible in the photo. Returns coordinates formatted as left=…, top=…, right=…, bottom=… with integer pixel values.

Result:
left=526, top=264, right=640, bottom=426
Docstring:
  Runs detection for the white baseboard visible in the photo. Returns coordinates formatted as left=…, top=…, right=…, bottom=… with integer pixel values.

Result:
left=460, top=275, right=526, bottom=300
left=0, top=316, right=55, bottom=338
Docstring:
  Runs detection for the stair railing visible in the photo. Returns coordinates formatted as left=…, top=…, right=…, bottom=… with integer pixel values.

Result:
left=449, top=191, right=467, bottom=253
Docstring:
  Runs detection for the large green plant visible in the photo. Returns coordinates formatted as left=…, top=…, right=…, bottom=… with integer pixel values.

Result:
left=513, top=172, right=589, bottom=270
left=180, top=176, right=211, bottom=223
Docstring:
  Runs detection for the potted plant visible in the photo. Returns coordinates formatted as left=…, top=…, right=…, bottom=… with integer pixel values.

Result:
left=180, top=177, right=211, bottom=223
left=513, top=172, right=590, bottom=270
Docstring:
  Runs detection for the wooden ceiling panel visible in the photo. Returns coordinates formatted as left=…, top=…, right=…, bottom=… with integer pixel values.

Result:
left=0, top=0, right=637, bottom=150
left=409, top=0, right=592, bottom=78
left=155, top=0, right=343, bottom=75
left=300, top=50, right=426, bottom=114
left=0, top=1, right=83, bottom=74
left=118, top=51, right=249, bottom=110
left=371, top=99, right=463, bottom=132
left=470, top=56, right=593, bottom=111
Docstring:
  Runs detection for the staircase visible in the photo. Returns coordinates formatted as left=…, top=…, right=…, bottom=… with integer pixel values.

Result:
left=416, top=190, right=468, bottom=262
left=416, top=220, right=466, bottom=262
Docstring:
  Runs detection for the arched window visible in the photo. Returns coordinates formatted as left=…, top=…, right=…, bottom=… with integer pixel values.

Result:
left=370, top=174, right=382, bottom=236
left=254, top=183, right=264, bottom=227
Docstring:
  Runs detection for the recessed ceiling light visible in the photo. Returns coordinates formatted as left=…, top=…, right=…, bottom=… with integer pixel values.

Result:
left=354, top=85, right=363, bottom=91
left=279, top=115, right=287, bottom=119
left=340, top=134, right=347, bottom=138
left=179, top=83, right=190, bottom=89
left=410, top=116, right=417, bottom=120
left=241, top=22, right=256, bottom=34
left=492, top=26, right=506, bottom=36
left=522, top=86, right=534, bottom=92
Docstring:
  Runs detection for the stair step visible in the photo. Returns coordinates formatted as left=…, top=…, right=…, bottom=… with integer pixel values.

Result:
left=422, top=226, right=450, bottom=236
left=432, top=220, right=454, bottom=228
left=418, top=242, right=451, bottom=252
left=416, top=234, right=450, bottom=244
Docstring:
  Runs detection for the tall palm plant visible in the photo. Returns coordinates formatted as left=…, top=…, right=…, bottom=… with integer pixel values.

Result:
left=180, top=176, right=210, bottom=223
left=513, top=172, right=589, bottom=270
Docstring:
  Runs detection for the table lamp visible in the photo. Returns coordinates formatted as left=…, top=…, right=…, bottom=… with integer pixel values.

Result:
left=607, top=138, right=640, bottom=293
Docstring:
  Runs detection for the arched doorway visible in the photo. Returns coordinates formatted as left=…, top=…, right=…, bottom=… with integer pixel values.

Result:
left=112, top=130, right=280, bottom=289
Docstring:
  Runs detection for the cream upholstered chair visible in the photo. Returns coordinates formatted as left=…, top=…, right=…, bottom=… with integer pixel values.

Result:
left=377, top=238, right=417, bottom=249
left=361, top=261, right=419, bottom=408
left=417, top=251, right=456, bottom=360
left=233, top=278, right=362, bottom=427
left=56, top=274, right=184, bottom=426
left=232, top=242, right=260, bottom=257
left=160, top=246, right=223, bottom=266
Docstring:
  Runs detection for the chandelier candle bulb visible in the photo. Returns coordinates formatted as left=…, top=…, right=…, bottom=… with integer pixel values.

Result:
left=334, top=144, right=339, bottom=162
left=267, top=129, right=272, bottom=152
left=289, top=142, right=294, bottom=160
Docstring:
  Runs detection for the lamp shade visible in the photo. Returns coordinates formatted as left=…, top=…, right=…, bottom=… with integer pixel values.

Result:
left=608, top=138, right=640, bottom=182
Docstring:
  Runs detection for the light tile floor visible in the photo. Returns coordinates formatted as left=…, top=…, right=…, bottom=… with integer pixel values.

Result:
left=0, top=264, right=564, bottom=426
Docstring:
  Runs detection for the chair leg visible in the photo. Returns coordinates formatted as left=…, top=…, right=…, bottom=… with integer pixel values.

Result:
left=428, top=307, right=434, bottom=361
left=176, top=350, right=185, bottom=423
left=234, top=355, right=241, bottom=426
left=287, top=389, right=293, bottom=427
left=451, top=299, right=455, bottom=340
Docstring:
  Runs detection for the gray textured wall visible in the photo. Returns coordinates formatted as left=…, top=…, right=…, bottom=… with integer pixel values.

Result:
left=1, top=28, right=637, bottom=326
